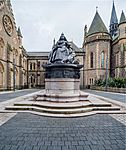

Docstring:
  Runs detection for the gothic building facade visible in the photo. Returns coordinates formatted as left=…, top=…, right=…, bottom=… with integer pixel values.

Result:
left=0, top=0, right=125, bottom=90
left=83, top=2, right=126, bottom=87
left=0, top=0, right=27, bottom=90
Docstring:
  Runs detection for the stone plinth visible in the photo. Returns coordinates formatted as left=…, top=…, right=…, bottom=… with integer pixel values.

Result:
left=43, top=63, right=83, bottom=102
left=45, top=78, right=80, bottom=95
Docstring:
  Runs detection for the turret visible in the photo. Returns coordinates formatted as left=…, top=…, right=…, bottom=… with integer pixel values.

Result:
left=86, top=11, right=108, bottom=37
left=109, top=1, right=118, bottom=38
left=83, top=10, right=111, bottom=86
left=82, top=25, right=87, bottom=47
left=119, top=11, right=126, bottom=39
left=17, top=27, right=23, bottom=47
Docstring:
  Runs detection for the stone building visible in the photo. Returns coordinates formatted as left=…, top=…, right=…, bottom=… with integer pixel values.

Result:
left=27, top=52, right=49, bottom=88
left=83, top=2, right=126, bottom=87
left=26, top=42, right=84, bottom=89
left=0, top=0, right=27, bottom=90
left=83, top=11, right=111, bottom=87
left=110, top=8, right=126, bottom=78
left=0, top=0, right=125, bottom=90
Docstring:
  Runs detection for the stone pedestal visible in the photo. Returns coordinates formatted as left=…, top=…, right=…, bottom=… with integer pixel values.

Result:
left=43, top=64, right=83, bottom=102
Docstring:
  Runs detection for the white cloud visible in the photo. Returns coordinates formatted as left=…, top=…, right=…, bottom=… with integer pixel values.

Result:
left=11, top=0, right=126, bottom=51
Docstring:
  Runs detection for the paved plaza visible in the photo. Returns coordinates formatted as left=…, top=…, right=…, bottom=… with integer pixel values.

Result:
left=0, top=89, right=125, bottom=150
left=0, top=113, right=126, bottom=150
left=85, top=90, right=126, bottom=103
left=0, top=89, right=41, bottom=102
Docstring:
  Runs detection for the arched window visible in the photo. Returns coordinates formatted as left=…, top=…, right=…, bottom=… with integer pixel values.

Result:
left=14, top=49, right=18, bottom=65
left=33, top=63, right=35, bottom=70
left=101, top=51, right=105, bottom=68
left=30, top=63, right=32, bottom=70
left=90, top=52, right=93, bottom=68
left=0, top=62, right=4, bottom=87
left=0, top=38, right=5, bottom=59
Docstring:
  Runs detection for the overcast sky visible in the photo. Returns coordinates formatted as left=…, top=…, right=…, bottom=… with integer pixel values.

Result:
left=11, top=0, right=126, bottom=52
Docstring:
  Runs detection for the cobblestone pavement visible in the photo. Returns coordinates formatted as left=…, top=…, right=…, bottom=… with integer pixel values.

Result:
left=0, top=89, right=41, bottom=102
left=0, top=113, right=125, bottom=150
left=110, top=114, right=126, bottom=126
left=0, top=113, right=16, bottom=126
left=84, top=90, right=126, bottom=103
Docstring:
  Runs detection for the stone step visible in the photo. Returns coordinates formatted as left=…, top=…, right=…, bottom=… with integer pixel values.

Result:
left=13, top=101, right=112, bottom=109
left=5, top=105, right=120, bottom=115
left=36, top=97, right=89, bottom=102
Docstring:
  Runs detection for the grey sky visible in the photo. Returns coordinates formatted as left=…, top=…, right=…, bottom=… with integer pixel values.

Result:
left=11, top=0, right=126, bottom=52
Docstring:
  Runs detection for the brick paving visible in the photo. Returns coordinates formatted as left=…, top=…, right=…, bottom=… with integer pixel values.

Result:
left=0, top=113, right=16, bottom=126
left=110, top=114, right=126, bottom=125
left=0, top=113, right=125, bottom=150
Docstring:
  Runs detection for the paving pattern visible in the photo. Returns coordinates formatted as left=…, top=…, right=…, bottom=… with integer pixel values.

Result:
left=0, top=113, right=16, bottom=126
left=0, top=113, right=125, bottom=150
left=85, top=90, right=126, bottom=103
left=110, top=114, right=126, bottom=125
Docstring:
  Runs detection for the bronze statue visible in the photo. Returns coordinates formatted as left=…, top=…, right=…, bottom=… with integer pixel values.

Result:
left=48, top=33, right=76, bottom=64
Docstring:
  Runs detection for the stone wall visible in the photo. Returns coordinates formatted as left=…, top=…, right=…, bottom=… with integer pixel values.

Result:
left=91, top=86, right=126, bottom=94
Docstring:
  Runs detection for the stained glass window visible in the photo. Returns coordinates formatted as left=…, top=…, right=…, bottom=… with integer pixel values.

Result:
left=101, top=51, right=104, bottom=68
left=90, top=52, right=93, bottom=68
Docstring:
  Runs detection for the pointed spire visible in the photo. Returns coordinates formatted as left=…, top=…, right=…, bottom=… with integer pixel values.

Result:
left=87, top=11, right=108, bottom=36
left=17, top=27, right=23, bottom=38
left=84, top=25, right=87, bottom=37
left=110, top=1, right=118, bottom=25
left=119, top=11, right=126, bottom=24
left=96, top=6, right=98, bottom=12
left=109, top=1, right=118, bottom=37
left=53, top=38, right=55, bottom=45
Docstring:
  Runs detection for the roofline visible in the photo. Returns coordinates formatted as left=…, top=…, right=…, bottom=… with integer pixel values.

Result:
left=119, top=21, right=126, bottom=26
left=86, top=31, right=110, bottom=38
left=27, top=51, right=49, bottom=53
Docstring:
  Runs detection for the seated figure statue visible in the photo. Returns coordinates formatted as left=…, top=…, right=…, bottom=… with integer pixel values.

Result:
left=48, top=33, right=77, bottom=64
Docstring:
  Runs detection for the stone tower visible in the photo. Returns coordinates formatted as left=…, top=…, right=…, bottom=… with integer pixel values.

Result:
left=119, top=11, right=126, bottom=39
left=0, top=0, right=27, bottom=90
left=118, top=11, right=126, bottom=77
left=111, top=10, right=126, bottom=77
left=83, top=10, right=111, bottom=87
left=109, top=1, right=118, bottom=38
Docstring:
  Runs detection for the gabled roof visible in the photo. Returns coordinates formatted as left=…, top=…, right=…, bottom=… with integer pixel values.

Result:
left=119, top=11, right=126, bottom=24
left=110, top=2, right=118, bottom=25
left=68, top=41, right=81, bottom=52
left=87, top=11, right=108, bottom=36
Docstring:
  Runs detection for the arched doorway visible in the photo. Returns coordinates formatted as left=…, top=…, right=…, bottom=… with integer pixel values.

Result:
left=29, top=74, right=36, bottom=88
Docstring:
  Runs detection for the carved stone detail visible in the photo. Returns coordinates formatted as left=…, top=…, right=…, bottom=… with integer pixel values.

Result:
left=3, top=15, right=13, bottom=36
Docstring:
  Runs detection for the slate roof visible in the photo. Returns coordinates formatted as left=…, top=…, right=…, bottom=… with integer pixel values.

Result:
left=87, top=11, right=108, bottom=36
left=27, top=52, right=49, bottom=57
left=119, top=11, right=126, bottom=24
left=27, top=41, right=82, bottom=57
left=68, top=41, right=82, bottom=52
left=110, top=2, right=118, bottom=25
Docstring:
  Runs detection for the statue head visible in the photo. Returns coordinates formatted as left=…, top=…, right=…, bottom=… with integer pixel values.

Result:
left=59, top=33, right=67, bottom=42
